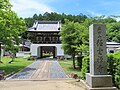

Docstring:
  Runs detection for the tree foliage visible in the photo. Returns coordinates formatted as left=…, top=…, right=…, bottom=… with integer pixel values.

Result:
left=106, top=22, right=120, bottom=42
left=0, top=0, right=26, bottom=62
left=0, top=0, right=26, bottom=44
left=25, top=12, right=87, bottom=27
left=25, top=12, right=120, bottom=43
left=60, top=19, right=89, bottom=68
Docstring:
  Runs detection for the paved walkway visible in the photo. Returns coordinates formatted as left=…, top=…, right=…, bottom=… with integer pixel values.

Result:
left=6, top=59, right=68, bottom=80
left=4, top=59, right=87, bottom=90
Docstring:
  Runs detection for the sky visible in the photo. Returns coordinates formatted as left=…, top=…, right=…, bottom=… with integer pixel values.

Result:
left=10, top=0, right=120, bottom=19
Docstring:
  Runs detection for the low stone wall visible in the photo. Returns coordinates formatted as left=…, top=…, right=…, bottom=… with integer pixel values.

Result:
left=57, top=56, right=64, bottom=60
left=16, top=52, right=30, bottom=58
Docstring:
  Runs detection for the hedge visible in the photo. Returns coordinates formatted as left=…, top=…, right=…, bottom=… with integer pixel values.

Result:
left=81, top=51, right=120, bottom=88
left=81, top=56, right=89, bottom=79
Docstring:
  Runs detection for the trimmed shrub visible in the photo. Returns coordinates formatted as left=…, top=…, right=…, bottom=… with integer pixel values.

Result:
left=107, top=54, right=116, bottom=82
left=115, top=61, right=120, bottom=88
left=113, top=51, right=120, bottom=59
left=80, top=51, right=120, bottom=88
left=81, top=56, right=89, bottom=79
left=107, top=52, right=120, bottom=88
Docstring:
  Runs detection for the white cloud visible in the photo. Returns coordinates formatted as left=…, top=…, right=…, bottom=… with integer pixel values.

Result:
left=87, top=10, right=102, bottom=16
left=115, top=18, right=120, bottom=22
left=10, top=0, right=55, bottom=18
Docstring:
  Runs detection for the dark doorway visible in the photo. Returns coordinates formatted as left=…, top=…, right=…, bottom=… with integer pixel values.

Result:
left=40, top=46, right=56, bottom=58
left=109, top=50, right=114, bottom=53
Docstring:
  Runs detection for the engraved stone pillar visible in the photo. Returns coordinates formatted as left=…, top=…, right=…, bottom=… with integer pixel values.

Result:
left=86, top=24, right=117, bottom=90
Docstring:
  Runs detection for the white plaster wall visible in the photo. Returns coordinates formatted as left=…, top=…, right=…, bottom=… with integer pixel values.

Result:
left=107, top=47, right=117, bottom=54
left=37, top=47, right=41, bottom=57
left=107, top=45, right=120, bottom=48
left=16, top=52, right=24, bottom=57
left=116, top=48, right=120, bottom=52
left=64, top=54, right=71, bottom=59
left=30, top=44, right=38, bottom=56
left=56, top=44, right=64, bottom=56
left=16, top=52, right=30, bottom=58
left=106, top=44, right=120, bottom=54
left=1, top=49, right=4, bottom=57
left=30, top=44, right=64, bottom=57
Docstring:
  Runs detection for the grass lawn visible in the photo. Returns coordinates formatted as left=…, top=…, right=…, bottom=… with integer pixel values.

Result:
left=0, top=57, right=34, bottom=75
left=59, top=59, right=82, bottom=78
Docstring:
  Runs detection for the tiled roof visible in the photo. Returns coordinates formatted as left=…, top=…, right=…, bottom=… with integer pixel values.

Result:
left=106, top=42, right=120, bottom=45
left=28, top=21, right=61, bottom=32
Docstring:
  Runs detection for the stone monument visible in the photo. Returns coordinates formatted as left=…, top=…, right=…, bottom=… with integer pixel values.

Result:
left=86, top=24, right=117, bottom=90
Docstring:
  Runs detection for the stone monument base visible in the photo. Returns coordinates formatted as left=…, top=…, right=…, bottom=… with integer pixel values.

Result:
left=86, top=73, right=117, bottom=90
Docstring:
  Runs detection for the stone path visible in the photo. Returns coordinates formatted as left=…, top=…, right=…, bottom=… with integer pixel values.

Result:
left=6, top=59, right=68, bottom=80
left=30, top=60, right=51, bottom=80
left=50, top=61, right=67, bottom=79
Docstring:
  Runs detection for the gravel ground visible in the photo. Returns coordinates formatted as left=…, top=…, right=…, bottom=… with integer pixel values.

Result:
left=6, top=60, right=68, bottom=80
left=6, top=60, right=42, bottom=80
left=50, top=61, right=68, bottom=79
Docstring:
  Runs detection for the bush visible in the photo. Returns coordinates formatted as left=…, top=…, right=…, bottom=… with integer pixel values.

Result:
left=114, top=59, right=120, bottom=88
left=107, top=54, right=116, bottom=83
left=81, top=56, right=89, bottom=79
left=80, top=51, right=120, bottom=88
left=107, top=52, right=120, bottom=88
left=113, top=51, right=120, bottom=59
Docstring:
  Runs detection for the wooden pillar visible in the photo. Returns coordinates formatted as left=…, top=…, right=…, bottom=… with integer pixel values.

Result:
left=40, top=47, right=43, bottom=58
left=53, top=47, right=55, bottom=58
left=58, top=37, right=60, bottom=41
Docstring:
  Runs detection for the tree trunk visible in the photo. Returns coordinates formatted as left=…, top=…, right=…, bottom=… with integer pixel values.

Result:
left=0, top=45, right=3, bottom=63
left=72, top=53, right=76, bottom=69
left=9, top=53, right=15, bottom=63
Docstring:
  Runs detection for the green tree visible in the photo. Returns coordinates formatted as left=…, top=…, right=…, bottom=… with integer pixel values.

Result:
left=5, top=44, right=19, bottom=63
left=0, top=0, right=26, bottom=62
left=75, top=18, right=93, bottom=56
left=106, top=22, right=120, bottom=42
left=60, top=20, right=82, bottom=69
left=24, top=12, right=87, bottom=28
